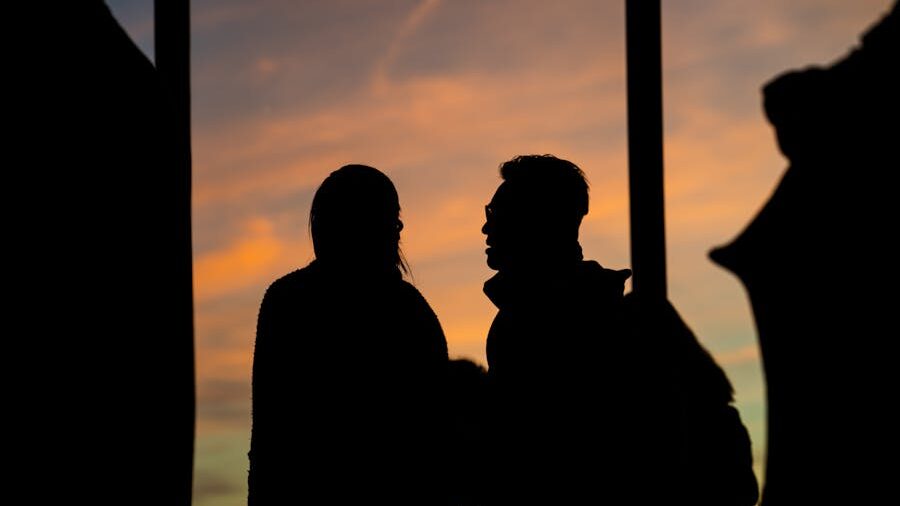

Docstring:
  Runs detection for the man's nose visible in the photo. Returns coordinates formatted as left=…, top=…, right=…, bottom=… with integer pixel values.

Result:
left=482, top=220, right=489, bottom=236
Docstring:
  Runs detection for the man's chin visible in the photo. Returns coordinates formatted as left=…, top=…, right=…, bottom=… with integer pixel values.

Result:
left=485, top=249, right=502, bottom=271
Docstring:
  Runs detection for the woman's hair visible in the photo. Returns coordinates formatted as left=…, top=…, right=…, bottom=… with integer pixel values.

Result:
left=309, top=164, right=409, bottom=274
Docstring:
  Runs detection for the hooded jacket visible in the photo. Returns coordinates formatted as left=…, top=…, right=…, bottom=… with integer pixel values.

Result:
left=483, top=260, right=637, bottom=504
left=484, top=260, right=758, bottom=505
left=485, top=260, right=631, bottom=391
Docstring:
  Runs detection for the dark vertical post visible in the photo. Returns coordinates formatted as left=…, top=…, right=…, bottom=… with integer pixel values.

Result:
left=155, top=1, right=196, bottom=504
left=626, top=0, right=667, bottom=299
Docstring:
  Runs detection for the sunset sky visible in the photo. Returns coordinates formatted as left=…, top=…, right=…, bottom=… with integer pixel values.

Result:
left=106, top=1, right=893, bottom=504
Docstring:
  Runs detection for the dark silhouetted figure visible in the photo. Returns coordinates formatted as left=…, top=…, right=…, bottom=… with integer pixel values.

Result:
left=481, top=155, right=758, bottom=505
left=11, top=3, right=194, bottom=505
left=445, top=358, right=490, bottom=506
left=710, top=4, right=899, bottom=505
left=626, top=295, right=759, bottom=506
left=481, top=155, right=643, bottom=504
left=249, top=165, right=449, bottom=505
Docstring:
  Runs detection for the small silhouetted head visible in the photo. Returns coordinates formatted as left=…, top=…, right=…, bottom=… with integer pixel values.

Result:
left=310, top=164, right=407, bottom=273
left=482, top=155, right=589, bottom=271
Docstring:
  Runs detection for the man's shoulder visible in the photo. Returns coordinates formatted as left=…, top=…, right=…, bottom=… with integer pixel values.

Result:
left=579, top=260, right=632, bottom=288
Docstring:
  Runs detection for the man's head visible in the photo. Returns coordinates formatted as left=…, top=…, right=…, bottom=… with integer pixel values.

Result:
left=482, top=155, right=589, bottom=271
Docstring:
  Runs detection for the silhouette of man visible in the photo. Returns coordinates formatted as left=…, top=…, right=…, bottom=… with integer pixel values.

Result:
left=481, top=155, right=636, bottom=505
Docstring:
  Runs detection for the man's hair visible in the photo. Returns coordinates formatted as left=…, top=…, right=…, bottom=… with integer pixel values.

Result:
left=499, top=154, right=589, bottom=223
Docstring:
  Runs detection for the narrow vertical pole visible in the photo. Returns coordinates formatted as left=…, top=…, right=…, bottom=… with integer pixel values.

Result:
left=155, top=1, right=196, bottom=504
left=626, top=0, right=667, bottom=299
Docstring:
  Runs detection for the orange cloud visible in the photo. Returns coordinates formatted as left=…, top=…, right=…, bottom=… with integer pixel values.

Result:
left=192, top=56, right=627, bottom=211
left=193, top=217, right=309, bottom=303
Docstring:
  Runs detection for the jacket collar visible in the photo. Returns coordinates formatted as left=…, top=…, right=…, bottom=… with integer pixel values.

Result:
left=484, top=260, right=631, bottom=310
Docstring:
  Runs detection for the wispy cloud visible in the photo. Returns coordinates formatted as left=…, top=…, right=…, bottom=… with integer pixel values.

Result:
left=372, top=0, right=443, bottom=94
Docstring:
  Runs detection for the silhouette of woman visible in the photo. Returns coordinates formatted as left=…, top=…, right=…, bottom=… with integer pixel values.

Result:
left=248, top=165, right=449, bottom=505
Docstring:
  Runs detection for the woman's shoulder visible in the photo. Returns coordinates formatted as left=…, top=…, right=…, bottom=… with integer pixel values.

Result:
left=394, top=278, right=432, bottom=305
left=264, top=263, right=321, bottom=299
left=395, top=280, right=444, bottom=327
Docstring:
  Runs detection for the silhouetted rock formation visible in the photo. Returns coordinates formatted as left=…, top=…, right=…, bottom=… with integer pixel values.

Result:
left=710, top=3, right=899, bottom=504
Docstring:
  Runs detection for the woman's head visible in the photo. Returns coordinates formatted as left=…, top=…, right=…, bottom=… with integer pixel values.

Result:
left=310, top=164, right=407, bottom=273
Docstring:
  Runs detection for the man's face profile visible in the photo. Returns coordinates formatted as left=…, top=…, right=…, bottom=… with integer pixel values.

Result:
left=483, top=182, right=534, bottom=271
